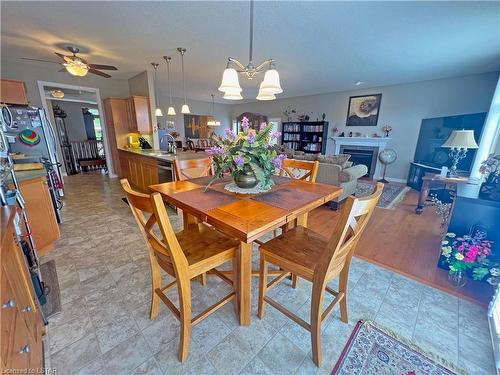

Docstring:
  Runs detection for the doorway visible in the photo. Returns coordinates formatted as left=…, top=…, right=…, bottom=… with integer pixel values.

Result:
left=37, top=81, right=115, bottom=176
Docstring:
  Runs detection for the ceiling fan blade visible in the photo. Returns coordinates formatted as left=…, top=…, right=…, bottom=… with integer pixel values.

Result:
left=58, top=68, right=67, bottom=72
left=55, top=52, right=66, bottom=59
left=21, top=57, right=60, bottom=64
left=88, top=64, right=117, bottom=71
left=88, top=68, right=111, bottom=78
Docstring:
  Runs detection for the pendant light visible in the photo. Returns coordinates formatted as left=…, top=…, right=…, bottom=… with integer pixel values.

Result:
left=163, top=56, right=176, bottom=116
left=151, top=62, right=163, bottom=117
left=207, top=94, right=221, bottom=126
left=218, top=0, right=282, bottom=100
left=177, top=47, right=190, bottom=114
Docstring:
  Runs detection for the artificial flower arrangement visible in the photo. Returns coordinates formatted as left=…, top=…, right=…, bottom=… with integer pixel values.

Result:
left=207, top=117, right=286, bottom=191
left=440, top=231, right=498, bottom=285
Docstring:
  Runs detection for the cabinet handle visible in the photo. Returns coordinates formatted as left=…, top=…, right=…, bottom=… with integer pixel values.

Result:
left=20, top=345, right=30, bottom=354
left=22, top=305, right=33, bottom=313
left=2, top=299, right=15, bottom=308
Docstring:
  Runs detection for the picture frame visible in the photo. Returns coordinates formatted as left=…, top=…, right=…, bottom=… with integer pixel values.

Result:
left=346, top=93, right=382, bottom=126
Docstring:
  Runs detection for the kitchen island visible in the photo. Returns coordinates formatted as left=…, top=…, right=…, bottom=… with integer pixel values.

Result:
left=118, top=148, right=208, bottom=191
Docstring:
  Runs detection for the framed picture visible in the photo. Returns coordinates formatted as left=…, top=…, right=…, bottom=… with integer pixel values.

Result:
left=346, top=94, right=382, bottom=126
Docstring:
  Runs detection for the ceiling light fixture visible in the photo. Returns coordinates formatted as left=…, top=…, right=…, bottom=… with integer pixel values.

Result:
left=177, top=47, right=190, bottom=114
left=151, top=62, right=163, bottom=117
left=207, top=94, right=221, bottom=126
left=64, top=61, right=88, bottom=77
left=219, top=0, right=282, bottom=100
left=355, top=81, right=364, bottom=86
left=50, top=89, right=65, bottom=99
left=163, top=56, right=176, bottom=116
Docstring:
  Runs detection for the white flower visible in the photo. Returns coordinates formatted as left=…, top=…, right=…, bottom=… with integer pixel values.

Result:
left=491, top=268, right=500, bottom=276
left=446, top=233, right=456, bottom=238
left=442, top=240, right=449, bottom=245
left=455, top=253, right=464, bottom=261
left=441, top=246, right=452, bottom=255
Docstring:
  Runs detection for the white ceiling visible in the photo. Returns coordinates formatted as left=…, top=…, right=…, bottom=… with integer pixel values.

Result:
left=1, top=1, right=499, bottom=103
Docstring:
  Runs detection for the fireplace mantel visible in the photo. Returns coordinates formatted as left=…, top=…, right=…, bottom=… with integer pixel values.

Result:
left=330, top=137, right=392, bottom=179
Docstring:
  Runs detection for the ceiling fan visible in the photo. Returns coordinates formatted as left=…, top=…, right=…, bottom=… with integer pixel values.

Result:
left=21, top=46, right=117, bottom=78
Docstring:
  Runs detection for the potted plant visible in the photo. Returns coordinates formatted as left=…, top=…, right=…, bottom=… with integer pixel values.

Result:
left=479, top=154, right=500, bottom=201
left=207, top=117, right=286, bottom=192
left=440, top=231, right=496, bottom=287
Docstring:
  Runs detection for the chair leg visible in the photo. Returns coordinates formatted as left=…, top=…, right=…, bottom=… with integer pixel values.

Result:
left=311, top=286, right=325, bottom=367
left=232, top=258, right=239, bottom=314
left=339, top=270, right=349, bottom=324
left=178, top=318, right=191, bottom=362
left=292, top=274, right=299, bottom=289
left=258, top=256, right=268, bottom=319
left=149, top=258, right=162, bottom=320
left=178, top=284, right=192, bottom=362
left=200, top=273, right=207, bottom=286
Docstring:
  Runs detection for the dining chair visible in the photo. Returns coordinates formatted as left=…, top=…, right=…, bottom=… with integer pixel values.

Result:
left=173, top=158, right=214, bottom=181
left=121, top=179, right=239, bottom=362
left=257, top=182, right=383, bottom=367
left=276, top=159, right=320, bottom=287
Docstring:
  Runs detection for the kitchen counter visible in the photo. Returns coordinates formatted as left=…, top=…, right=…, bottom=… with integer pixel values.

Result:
left=7, top=169, right=47, bottom=183
left=118, top=147, right=208, bottom=163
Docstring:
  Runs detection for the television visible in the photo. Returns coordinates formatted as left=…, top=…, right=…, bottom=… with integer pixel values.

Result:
left=413, top=112, right=486, bottom=173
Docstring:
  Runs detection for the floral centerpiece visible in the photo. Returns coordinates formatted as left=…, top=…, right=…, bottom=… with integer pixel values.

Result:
left=207, top=117, right=286, bottom=192
left=440, top=231, right=497, bottom=287
left=479, top=153, right=500, bottom=201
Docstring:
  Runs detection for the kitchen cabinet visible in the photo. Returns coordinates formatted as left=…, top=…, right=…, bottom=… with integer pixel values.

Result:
left=17, top=176, right=60, bottom=254
left=104, top=98, right=129, bottom=176
left=119, top=150, right=158, bottom=191
left=126, top=96, right=152, bottom=133
left=1, top=206, right=44, bottom=373
left=0, top=79, right=28, bottom=105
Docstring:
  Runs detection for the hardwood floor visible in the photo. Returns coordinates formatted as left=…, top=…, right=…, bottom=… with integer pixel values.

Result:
left=308, top=188, right=494, bottom=306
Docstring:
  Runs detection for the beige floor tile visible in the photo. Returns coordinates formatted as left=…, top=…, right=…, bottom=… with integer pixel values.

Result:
left=50, top=333, right=101, bottom=375
left=102, top=333, right=153, bottom=374
left=257, top=332, right=307, bottom=375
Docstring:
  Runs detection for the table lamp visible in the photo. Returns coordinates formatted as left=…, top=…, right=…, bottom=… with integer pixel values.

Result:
left=442, top=129, right=479, bottom=176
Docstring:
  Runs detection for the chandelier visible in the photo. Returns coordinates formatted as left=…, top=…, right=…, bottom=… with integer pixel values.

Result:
left=218, top=0, right=282, bottom=100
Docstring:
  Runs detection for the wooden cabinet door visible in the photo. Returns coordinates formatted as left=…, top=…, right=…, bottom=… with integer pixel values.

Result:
left=132, top=96, right=152, bottom=133
left=1, top=270, right=17, bottom=370
left=141, top=159, right=158, bottom=189
left=125, top=98, right=137, bottom=132
left=18, top=177, right=60, bottom=253
left=0, top=79, right=28, bottom=105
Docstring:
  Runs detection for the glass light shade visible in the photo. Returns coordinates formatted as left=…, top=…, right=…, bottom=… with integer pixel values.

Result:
left=218, top=68, right=242, bottom=93
left=167, top=106, right=176, bottom=116
left=260, top=69, right=283, bottom=94
left=256, top=82, right=276, bottom=101
left=64, top=63, right=88, bottom=77
left=181, top=104, right=190, bottom=114
left=442, top=130, right=479, bottom=149
left=223, top=90, right=243, bottom=100
left=51, top=90, right=64, bottom=99
left=155, top=108, right=163, bottom=117
left=207, top=119, right=221, bottom=126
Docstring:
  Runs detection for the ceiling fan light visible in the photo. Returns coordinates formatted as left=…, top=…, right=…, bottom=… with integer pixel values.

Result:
left=155, top=108, right=163, bottom=117
left=64, top=63, right=88, bottom=77
left=167, top=106, right=176, bottom=116
left=260, top=69, right=282, bottom=94
left=51, top=90, right=65, bottom=99
left=219, top=68, right=242, bottom=93
left=181, top=104, right=190, bottom=114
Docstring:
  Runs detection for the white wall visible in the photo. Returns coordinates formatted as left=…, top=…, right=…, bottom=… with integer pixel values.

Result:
left=50, top=100, right=98, bottom=142
left=231, top=72, right=499, bottom=180
left=156, top=95, right=232, bottom=139
left=1, top=61, right=130, bottom=107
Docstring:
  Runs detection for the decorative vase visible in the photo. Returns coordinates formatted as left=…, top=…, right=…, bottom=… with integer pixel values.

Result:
left=234, top=166, right=258, bottom=189
left=448, top=271, right=467, bottom=288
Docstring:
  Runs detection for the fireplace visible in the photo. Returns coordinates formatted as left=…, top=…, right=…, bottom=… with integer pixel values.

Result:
left=340, top=146, right=379, bottom=178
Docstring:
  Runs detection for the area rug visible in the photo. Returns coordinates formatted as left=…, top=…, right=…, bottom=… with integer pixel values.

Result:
left=356, top=181, right=410, bottom=209
left=40, top=260, right=61, bottom=319
left=332, top=320, right=464, bottom=375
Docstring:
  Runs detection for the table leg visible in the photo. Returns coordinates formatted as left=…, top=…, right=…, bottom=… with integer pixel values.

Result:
left=238, top=241, right=252, bottom=326
left=182, top=211, right=199, bottom=229
left=416, top=180, right=430, bottom=214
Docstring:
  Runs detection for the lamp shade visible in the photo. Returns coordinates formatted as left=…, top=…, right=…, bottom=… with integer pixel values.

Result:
left=207, top=119, right=221, bottom=126
left=64, top=63, right=88, bottom=77
left=167, top=106, right=176, bottom=116
left=218, top=68, right=242, bottom=93
left=442, top=130, right=479, bottom=149
left=256, top=82, right=276, bottom=101
left=260, top=69, right=283, bottom=94
left=223, top=89, right=243, bottom=100
left=51, top=90, right=65, bottom=99
left=155, top=108, right=163, bottom=117
left=181, top=104, right=190, bottom=114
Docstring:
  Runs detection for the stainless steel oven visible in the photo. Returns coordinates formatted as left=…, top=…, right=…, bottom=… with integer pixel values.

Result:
left=158, top=162, right=175, bottom=183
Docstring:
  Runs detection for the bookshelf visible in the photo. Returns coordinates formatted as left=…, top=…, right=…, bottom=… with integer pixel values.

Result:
left=281, top=121, right=329, bottom=154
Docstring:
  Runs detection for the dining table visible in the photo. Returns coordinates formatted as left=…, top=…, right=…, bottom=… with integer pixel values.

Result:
left=149, top=175, right=343, bottom=326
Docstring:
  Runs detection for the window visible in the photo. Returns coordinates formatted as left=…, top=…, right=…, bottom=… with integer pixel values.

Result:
left=88, top=108, right=102, bottom=141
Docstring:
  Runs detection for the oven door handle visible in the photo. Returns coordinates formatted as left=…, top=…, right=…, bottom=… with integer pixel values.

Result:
left=157, top=165, right=172, bottom=171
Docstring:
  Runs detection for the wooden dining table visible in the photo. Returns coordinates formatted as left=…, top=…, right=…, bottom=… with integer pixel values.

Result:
left=149, top=176, right=343, bottom=326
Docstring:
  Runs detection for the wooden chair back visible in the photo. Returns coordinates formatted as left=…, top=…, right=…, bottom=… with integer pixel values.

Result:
left=120, top=179, right=189, bottom=280
left=315, top=182, right=383, bottom=283
left=174, top=158, right=214, bottom=181
left=279, top=159, right=319, bottom=182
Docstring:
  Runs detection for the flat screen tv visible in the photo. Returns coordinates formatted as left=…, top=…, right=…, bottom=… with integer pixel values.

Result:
left=413, top=112, right=486, bottom=173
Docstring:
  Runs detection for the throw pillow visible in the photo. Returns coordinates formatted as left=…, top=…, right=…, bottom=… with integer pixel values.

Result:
left=317, top=154, right=351, bottom=168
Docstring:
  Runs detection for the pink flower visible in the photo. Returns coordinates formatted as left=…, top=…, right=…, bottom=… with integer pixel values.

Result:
left=259, top=122, right=267, bottom=131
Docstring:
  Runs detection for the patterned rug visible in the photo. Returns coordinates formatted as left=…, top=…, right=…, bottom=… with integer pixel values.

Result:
left=356, top=181, right=410, bottom=209
left=332, top=320, right=463, bottom=375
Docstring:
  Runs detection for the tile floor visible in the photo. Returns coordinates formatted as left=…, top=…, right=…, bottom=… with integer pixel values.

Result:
left=41, top=173, right=495, bottom=375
